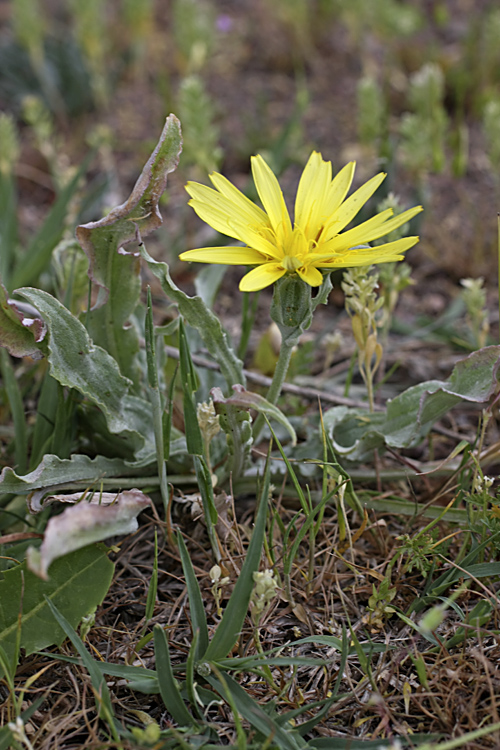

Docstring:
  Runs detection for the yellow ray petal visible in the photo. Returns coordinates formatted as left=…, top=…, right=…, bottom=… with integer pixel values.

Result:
left=325, top=205, right=424, bottom=253
left=295, top=152, right=332, bottom=235
left=323, top=208, right=394, bottom=251
left=318, top=236, right=419, bottom=268
left=179, top=247, right=267, bottom=265
left=187, top=199, right=250, bottom=242
left=209, top=172, right=269, bottom=225
left=251, top=155, right=292, bottom=238
left=239, top=263, right=286, bottom=292
left=187, top=182, right=267, bottom=231
left=187, top=200, right=280, bottom=258
left=324, top=162, right=356, bottom=216
left=324, top=172, right=386, bottom=236
left=297, top=264, right=324, bottom=286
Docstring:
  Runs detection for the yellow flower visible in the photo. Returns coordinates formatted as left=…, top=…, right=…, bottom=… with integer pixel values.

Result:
left=179, top=152, right=423, bottom=292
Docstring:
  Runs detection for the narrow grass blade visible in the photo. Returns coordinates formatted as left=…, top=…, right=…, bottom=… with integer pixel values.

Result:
left=0, top=170, right=18, bottom=288
left=0, top=347, right=27, bottom=474
left=153, top=624, right=195, bottom=726
left=294, top=626, right=350, bottom=736
left=179, top=317, right=203, bottom=456
left=145, top=286, right=170, bottom=526
left=206, top=672, right=305, bottom=750
left=266, top=420, right=308, bottom=514
left=177, top=531, right=209, bottom=658
left=163, top=362, right=177, bottom=461
left=143, top=528, right=158, bottom=627
left=41, top=651, right=159, bottom=683
left=44, top=597, right=116, bottom=725
left=203, top=453, right=270, bottom=662
left=194, top=454, right=218, bottom=526
left=427, top=537, right=498, bottom=598
left=185, top=630, right=204, bottom=720
left=141, top=244, right=245, bottom=389
left=207, top=666, right=248, bottom=749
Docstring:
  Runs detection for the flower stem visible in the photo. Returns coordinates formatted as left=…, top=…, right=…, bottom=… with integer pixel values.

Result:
left=252, top=337, right=295, bottom=443
left=253, top=625, right=280, bottom=692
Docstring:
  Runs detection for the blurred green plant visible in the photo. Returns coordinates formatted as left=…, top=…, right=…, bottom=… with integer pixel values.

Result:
left=357, top=75, right=386, bottom=150
left=460, top=277, right=490, bottom=349
left=339, top=0, right=422, bottom=43
left=0, top=114, right=20, bottom=286
left=178, top=75, right=222, bottom=173
left=399, top=62, right=448, bottom=178
left=483, top=96, right=500, bottom=178
left=121, top=0, right=155, bottom=73
left=68, top=0, right=110, bottom=107
left=173, top=0, right=216, bottom=74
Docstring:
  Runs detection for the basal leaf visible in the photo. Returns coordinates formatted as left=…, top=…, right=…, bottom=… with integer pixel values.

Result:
left=0, top=453, right=154, bottom=496
left=326, top=346, right=500, bottom=459
left=0, top=545, right=114, bottom=679
left=44, top=598, right=115, bottom=722
left=384, top=345, right=500, bottom=447
left=14, top=288, right=147, bottom=450
left=206, top=672, right=304, bottom=750
left=153, top=625, right=194, bottom=726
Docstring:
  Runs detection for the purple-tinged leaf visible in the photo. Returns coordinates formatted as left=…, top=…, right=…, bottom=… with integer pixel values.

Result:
left=26, top=489, right=151, bottom=579
left=0, top=283, right=46, bottom=359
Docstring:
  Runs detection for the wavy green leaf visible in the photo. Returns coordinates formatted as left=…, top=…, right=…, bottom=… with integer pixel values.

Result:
left=0, top=453, right=154, bottom=496
left=326, top=346, right=500, bottom=460
left=14, top=288, right=150, bottom=456
left=76, top=115, right=182, bottom=379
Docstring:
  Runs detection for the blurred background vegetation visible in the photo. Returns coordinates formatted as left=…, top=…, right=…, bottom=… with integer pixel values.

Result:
left=1, top=0, right=500, bottom=294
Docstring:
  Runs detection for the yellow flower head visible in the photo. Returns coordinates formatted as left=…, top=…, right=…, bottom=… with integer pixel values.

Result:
left=179, top=152, right=423, bottom=292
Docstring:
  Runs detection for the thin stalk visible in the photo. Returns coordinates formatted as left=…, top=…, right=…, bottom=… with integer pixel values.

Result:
left=237, top=289, right=260, bottom=360
left=252, top=625, right=280, bottom=692
left=364, top=367, right=375, bottom=413
left=145, top=287, right=172, bottom=542
left=252, top=338, right=295, bottom=443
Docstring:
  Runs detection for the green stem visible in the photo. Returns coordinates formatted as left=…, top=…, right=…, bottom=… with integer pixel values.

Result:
left=253, top=625, right=280, bottom=692
left=150, top=386, right=170, bottom=529
left=252, top=337, right=295, bottom=443
left=145, top=287, right=172, bottom=539
left=365, top=368, right=375, bottom=413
